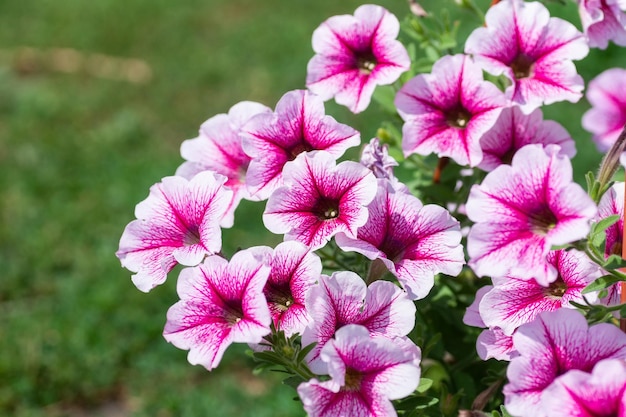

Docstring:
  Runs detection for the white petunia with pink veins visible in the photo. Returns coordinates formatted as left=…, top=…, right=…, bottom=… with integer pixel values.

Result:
left=301, top=271, right=416, bottom=374
left=263, top=151, right=377, bottom=250
left=163, top=247, right=273, bottom=371
left=241, top=90, right=360, bottom=200
left=395, top=54, right=507, bottom=167
left=466, top=144, right=597, bottom=286
left=116, top=171, right=233, bottom=292
left=306, top=4, right=410, bottom=114
left=298, top=325, right=421, bottom=417
left=465, top=0, right=589, bottom=112
left=336, top=179, right=465, bottom=300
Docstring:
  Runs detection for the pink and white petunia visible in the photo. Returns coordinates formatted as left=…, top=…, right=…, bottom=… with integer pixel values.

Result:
left=263, top=241, right=321, bottom=336
left=241, top=90, right=360, bottom=199
left=117, top=171, right=233, bottom=292
left=336, top=180, right=465, bottom=300
left=306, top=4, right=410, bottom=114
left=466, top=144, right=597, bottom=286
left=503, top=308, right=626, bottom=416
left=298, top=325, right=421, bottom=417
left=582, top=68, right=626, bottom=152
left=465, top=0, right=589, bottom=111
left=578, top=0, right=626, bottom=49
left=176, top=101, right=271, bottom=227
left=163, top=248, right=272, bottom=371
left=263, top=151, right=377, bottom=250
left=541, top=358, right=626, bottom=417
left=596, top=182, right=624, bottom=306
left=478, top=106, right=576, bottom=171
left=463, top=286, right=518, bottom=361
left=395, top=54, right=507, bottom=167
left=301, top=271, right=416, bottom=374
left=479, top=249, right=602, bottom=335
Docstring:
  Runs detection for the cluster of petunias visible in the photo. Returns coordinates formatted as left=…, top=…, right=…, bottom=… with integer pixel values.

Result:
left=117, top=1, right=626, bottom=416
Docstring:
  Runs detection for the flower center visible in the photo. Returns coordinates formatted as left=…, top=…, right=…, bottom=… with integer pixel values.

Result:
left=343, top=367, right=363, bottom=392
left=510, top=53, right=535, bottom=79
left=223, top=300, right=244, bottom=326
left=544, top=276, right=567, bottom=299
left=446, top=106, right=472, bottom=128
left=356, top=51, right=377, bottom=74
left=286, top=142, right=314, bottom=161
left=528, top=208, right=558, bottom=236
left=264, top=282, right=294, bottom=312
left=312, top=197, right=340, bottom=220
left=183, top=225, right=201, bottom=245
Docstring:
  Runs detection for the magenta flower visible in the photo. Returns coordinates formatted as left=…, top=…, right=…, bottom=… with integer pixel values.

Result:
left=467, top=144, right=597, bottom=286
left=542, top=358, right=626, bottom=417
left=117, top=171, right=233, bottom=292
left=263, top=151, right=377, bottom=250
left=264, top=241, right=321, bottom=336
left=336, top=180, right=464, bottom=300
left=578, top=0, right=626, bottom=49
left=395, top=54, right=506, bottom=167
left=176, top=101, right=271, bottom=227
left=298, top=325, right=421, bottom=417
left=503, top=309, right=626, bottom=416
left=162, top=248, right=272, bottom=371
left=480, top=249, right=602, bottom=335
left=582, top=68, right=626, bottom=152
left=306, top=4, right=410, bottom=114
left=301, top=271, right=416, bottom=373
left=241, top=90, right=360, bottom=199
left=465, top=0, right=589, bottom=111
left=478, top=106, right=576, bottom=172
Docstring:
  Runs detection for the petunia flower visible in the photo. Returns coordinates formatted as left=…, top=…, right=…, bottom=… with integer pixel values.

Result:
left=301, top=271, right=416, bottom=373
left=263, top=151, right=377, bottom=250
left=466, top=144, right=597, bottom=286
left=465, top=0, right=589, bottom=111
left=306, top=4, right=410, bottom=114
left=298, top=325, right=421, bottom=417
left=503, top=308, right=626, bottom=416
left=241, top=89, right=360, bottom=199
left=117, top=171, right=233, bottom=292
left=336, top=180, right=464, bottom=300
left=582, top=68, right=626, bottom=152
left=578, top=0, right=626, bottom=49
left=395, top=54, right=507, bottom=167
left=263, top=241, right=321, bottom=336
left=479, top=249, right=602, bottom=335
left=541, top=358, right=626, bottom=417
left=176, top=101, right=271, bottom=227
left=162, top=248, right=273, bottom=371
left=478, top=106, right=576, bottom=172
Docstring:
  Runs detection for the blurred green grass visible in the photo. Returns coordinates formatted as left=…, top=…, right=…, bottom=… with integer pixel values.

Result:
left=0, top=0, right=623, bottom=415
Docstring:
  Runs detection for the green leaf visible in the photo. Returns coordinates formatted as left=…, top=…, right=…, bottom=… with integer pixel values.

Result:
left=395, top=395, right=439, bottom=410
left=296, top=341, right=317, bottom=363
left=620, top=304, right=626, bottom=318
left=592, top=215, right=620, bottom=234
left=583, top=274, right=626, bottom=294
left=500, top=405, right=514, bottom=417
left=603, top=254, right=626, bottom=270
left=282, top=375, right=305, bottom=390
left=416, top=378, right=433, bottom=393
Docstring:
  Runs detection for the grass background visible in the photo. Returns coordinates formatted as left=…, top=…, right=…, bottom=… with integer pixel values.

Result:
left=0, top=0, right=623, bottom=416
